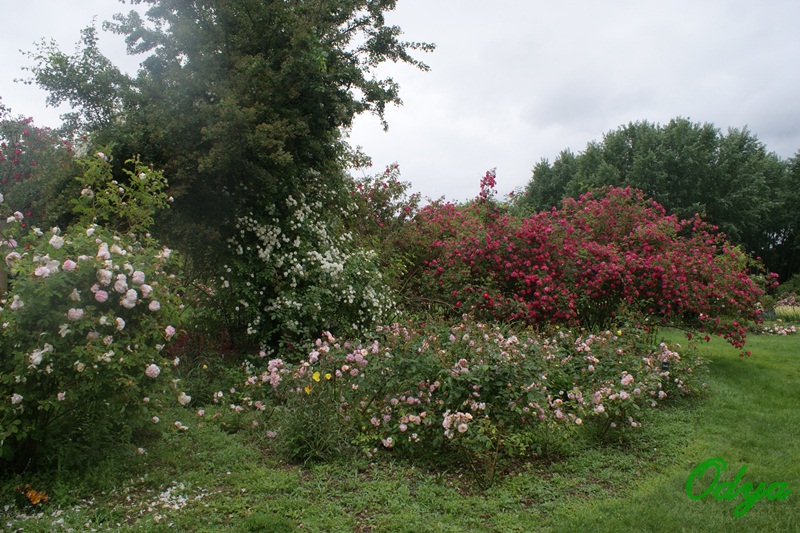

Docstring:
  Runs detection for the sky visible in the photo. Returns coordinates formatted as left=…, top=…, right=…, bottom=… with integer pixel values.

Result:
left=2, top=1, right=800, bottom=201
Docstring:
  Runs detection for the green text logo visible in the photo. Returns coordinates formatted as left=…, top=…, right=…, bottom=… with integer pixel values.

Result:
left=686, top=457, right=791, bottom=516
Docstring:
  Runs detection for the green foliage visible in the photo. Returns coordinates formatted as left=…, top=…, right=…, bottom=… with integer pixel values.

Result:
left=0, top=153, right=183, bottom=472
left=0, top=104, right=80, bottom=230
left=24, top=0, right=434, bottom=264
left=347, top=163, right=422, bottom=302
left=239, top=319, right=705, bottom=483
left=218, top=177, right=395, bottom=352
left=518, top=118, right=792, bottom=279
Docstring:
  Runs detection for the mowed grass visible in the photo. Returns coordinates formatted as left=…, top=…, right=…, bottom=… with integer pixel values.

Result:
left=2, top=333, right=798, bottom=532
left=543, top=331, right=800, bottom=532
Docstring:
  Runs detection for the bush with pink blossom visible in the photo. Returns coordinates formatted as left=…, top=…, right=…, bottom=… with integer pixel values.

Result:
left=240, top=317, right=706, bottom=484
left=0, top=152, right=184, bottom=471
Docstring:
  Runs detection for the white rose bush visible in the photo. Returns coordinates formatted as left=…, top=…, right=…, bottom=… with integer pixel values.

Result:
left=220, top=171, right=395, bottom=354
left=0, top=152, right=184, bottom=470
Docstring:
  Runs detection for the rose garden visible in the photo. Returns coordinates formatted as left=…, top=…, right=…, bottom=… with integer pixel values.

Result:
left=1, top=1, right=799, bottom=530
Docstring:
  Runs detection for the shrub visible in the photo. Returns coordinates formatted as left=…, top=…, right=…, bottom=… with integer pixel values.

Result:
left=240, top=317, right=705, bottom=484
left=0, top=152, right=184, bottom=471
left=219, top=170, right=395, bottom=355
left=404, top=179, right=772, bottom=352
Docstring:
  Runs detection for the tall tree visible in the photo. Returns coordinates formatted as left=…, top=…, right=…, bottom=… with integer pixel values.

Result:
left=25, top=0, right=434, bottom=265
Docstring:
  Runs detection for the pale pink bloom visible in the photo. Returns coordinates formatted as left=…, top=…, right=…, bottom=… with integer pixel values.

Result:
left=140, top=284, right=153, bottom=298
left=4, top=252, right=20, bottom=266
left=152, top=416, right=160, bottom=423
left=266, top=430, right=277, bottom=439
left=381, top=437, right=394, bottom=448
left=145, top=364, right=161, bottom=379
left=619, top=391, right=630, bottom=400
left=177, top=392, right=192, bottom=406
left=95, top=290, right=109, bottom=303
left=575, top=418, right=583, bottom=425
left=457, top=423, right=469, bottom=433
left=165, top=325, right=176, bottom=339
left=49, top=234, right=64, bottom=249
left=97, top=269, right=112, bottom=285
left=399, top=423, right=408, bottom=432
left=132, top=271, right=145, bottom=285
left=114, top=275, right=128, bottom=294
left=148, top=300, right=161, bottom=312
left=10, top=393, right=23, bottom=404
left=67, top=308, right=84, bottom=321
left=96, top=243, right=111, bottom=260
left=9, top=295, right=23, bottom=311
left=57, top=391, right=66, bottom=401
left=620, top=373, right=634, bottom=387
left=61, top=259, right=77, bottom=272
left=115, top=317, right=126, bottom=331
left=197, top=409, right=205, bottom=416
left=594, top=404, right=605, bottom=414
left=121, top=289, right=138, bottom=309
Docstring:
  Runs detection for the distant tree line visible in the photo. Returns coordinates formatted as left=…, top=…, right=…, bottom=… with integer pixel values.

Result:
left=516, top=118, right=800, bottom=282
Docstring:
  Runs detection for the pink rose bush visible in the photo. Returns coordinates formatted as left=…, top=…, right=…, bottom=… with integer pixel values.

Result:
left=240, top=319, right=705, bottom=483
left=0, top=152, right=184, bottom=470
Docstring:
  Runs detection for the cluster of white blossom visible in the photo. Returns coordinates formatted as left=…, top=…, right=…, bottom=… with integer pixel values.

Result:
left=223, top=189, right=394, bottom=345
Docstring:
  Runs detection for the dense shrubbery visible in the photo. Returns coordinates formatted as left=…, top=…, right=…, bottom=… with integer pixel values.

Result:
left=217, top=170, right=396, bottom=355
left=229, top=318, right=705, bottom=484
left=399, top=175, right=772, bottom=352
left=0, top=153, right=184, bottom=471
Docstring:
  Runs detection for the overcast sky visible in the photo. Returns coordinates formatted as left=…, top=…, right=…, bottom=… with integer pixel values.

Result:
left=3, top=1, right=800, bottom=201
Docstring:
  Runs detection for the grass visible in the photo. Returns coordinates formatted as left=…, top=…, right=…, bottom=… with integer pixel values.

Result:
left=775, top=305, right=800, bottom=321
left=2, top=332, right=798, bottom=531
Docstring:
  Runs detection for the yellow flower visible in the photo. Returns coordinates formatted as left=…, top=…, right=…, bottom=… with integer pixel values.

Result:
left=616, top=330, right=622, bottom=336
left=304, top=384, right=312, bottom=394
left=312, top=371, right=321, bottom=382
left=324, top=373, right=332, bottom=380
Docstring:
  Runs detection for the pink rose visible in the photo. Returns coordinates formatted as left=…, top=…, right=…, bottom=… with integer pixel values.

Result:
left=95, top=290, right=109, bottom=303
left=145, top=364, right=161, bottom=379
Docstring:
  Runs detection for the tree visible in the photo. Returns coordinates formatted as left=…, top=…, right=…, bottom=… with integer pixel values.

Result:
left=517, top=118, right=790, bottom=278
left=25, top=0, right=434, bottom=266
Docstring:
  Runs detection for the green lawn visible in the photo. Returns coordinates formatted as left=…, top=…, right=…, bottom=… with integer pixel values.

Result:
left=3, top=332, right=798, bottom=532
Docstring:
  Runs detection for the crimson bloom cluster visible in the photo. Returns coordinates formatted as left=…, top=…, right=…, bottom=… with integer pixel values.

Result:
left=406, top=181, right=771, bottom=352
